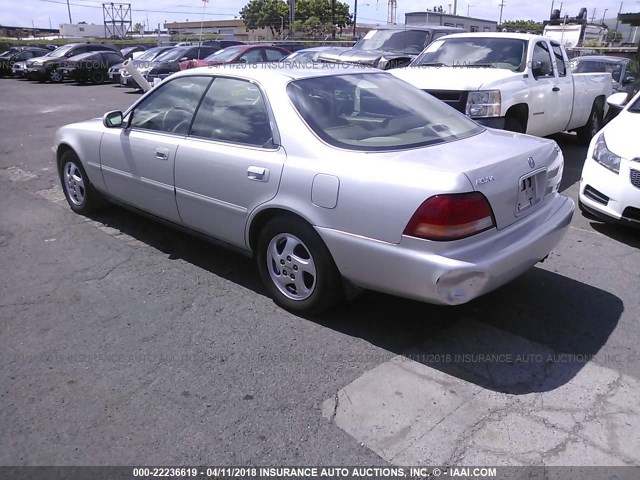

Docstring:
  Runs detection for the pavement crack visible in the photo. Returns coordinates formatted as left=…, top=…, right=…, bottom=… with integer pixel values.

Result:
left=329, top=391, right=340, bottom=424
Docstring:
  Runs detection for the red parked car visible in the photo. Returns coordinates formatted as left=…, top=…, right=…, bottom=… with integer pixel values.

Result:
left=179, top=45, right=291, bottom=70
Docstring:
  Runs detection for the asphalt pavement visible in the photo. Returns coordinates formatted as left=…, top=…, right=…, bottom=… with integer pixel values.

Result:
left=0, top=78, right=638, bottom=468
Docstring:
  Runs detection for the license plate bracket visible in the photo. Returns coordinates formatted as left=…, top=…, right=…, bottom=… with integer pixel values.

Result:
left=516, top=170, right=546, bottom=214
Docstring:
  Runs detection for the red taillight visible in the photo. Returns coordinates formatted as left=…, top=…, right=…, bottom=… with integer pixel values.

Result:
left=403, top=192, right=495, bottom=241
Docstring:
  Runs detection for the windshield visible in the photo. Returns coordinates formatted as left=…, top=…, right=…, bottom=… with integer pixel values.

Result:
left=570, top=60, right=623, bottom=82
left=137, top=48, right=166, bottom=61
left=154, top=47, right=189, bottom=62
left=412, top=38, right=527, bottom=71
left=287, top=73, right=482, bottom=151
left=355, top=29, right=428, bottom=54
left=205, top=46, right=245, bottom=61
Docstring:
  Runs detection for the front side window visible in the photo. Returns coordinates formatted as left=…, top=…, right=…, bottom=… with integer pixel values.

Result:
left=532, top=42, right=554, bottom=78
left=265, top=48, right=287, bottom=61
left=239, top=49, right=264, bottom=63
left=190, top=77, right=273, bottom=147
left=287, top=73, right=482, bottom=151
left=129, top=76, right=211, bottom=134
left=551, top=44, right=566, bottom=76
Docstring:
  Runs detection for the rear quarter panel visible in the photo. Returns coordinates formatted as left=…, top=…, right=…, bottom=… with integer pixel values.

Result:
left=54, top=120, right=106, bottom=192
left=568, top=72, right=612, bottom=130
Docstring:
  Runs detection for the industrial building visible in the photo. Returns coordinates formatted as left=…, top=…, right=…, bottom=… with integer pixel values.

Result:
left=405, top=12, right=497, bottom=32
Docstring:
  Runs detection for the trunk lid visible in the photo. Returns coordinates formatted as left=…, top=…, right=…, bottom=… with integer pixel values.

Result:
left=389, top=128, right=561, bottom=230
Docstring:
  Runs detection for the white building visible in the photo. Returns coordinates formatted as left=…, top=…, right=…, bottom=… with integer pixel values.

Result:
left=405, top=12, right=497, bottom=32
left=59, top=23, right=110, bottom=38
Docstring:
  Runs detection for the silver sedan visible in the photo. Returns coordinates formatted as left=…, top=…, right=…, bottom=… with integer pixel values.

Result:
left=53, top=65, right=574, bottom=314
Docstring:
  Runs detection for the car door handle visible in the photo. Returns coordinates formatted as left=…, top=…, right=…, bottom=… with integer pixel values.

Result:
left=552, top=86, right=560, bottom=92
left=247, top=166, right=269, bottom=182
left=154, top=147, right=169, bottom=160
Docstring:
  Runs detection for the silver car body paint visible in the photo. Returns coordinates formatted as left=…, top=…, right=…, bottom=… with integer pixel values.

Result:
left=53, top=65, right=574, bottom=305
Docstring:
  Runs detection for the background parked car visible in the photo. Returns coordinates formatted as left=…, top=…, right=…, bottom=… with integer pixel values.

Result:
left=179, top=45, right=290, bottom=70
left=0, top=47, right=49, bottom=76
left=317, top=25, right=464, bottom=69
left=120, top=45, right=147, bottom=59
left=569, top=55, right=639, bottom=93
left=140, top=45, right=218, bottom=83
left=111, top=46, right=174, bottom=84
left=59, top=50, right=125, bottom=84
left=202, top=39, right=245, bottom=50
left=283, top=46, right=351, bottom=65
left=26, top=43, right=120, bottom=82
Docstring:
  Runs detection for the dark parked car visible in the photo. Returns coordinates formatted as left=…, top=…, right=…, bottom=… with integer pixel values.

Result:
left=0, top=47, right=49, bottom=76
left=179, top=45, right=291, bottom=70
left=109, top=46, right=174, bottom=84
left=120, top=45, right=147, bottom=59
left=59, top=50, right=125, bottom=84
left=137, top=45, right=218, bottom=83
left=317, top=25, right=464, bottom=69
left=569, top=55, right=639, bottom=93
left=202, top=39, right=245, bottom=50
left=25, top=43, right=119, bottom=82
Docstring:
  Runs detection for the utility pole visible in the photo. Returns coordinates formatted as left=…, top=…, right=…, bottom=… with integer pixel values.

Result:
left=353, top=0, right=358, bottom=37
left=601, top=8, right=608, bottom=25
left=66, top=0, right=72, bottom=23
left=498, top=0, right=505, bottom=25
left=331, top=0, right=336, bottom=38
left=549, top=0, right=554, bottom=18
left=590, top=8, right=596, bottom=23
left=453, top=0, right=457, bottom=15
left=614, top=2, right=623, bottom=33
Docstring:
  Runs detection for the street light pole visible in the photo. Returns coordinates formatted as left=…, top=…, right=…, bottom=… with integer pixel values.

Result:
left=601, top=8, right=608, bottom=25
left=498, top=0, right=505, bottom=25
left=66, top=0, right=72, bottom=23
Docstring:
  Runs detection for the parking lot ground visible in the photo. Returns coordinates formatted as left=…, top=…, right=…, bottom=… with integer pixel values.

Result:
left=0, top=78, right=639, bottom=467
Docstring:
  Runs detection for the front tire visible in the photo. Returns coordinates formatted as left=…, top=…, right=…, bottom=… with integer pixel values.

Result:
left=48, top=68, right=63, bottom=83
left=256, top=216, right=343, bottom=315
left=90, top=70, right=105, bottom=84
left=59, top=150, right=105, bottom=214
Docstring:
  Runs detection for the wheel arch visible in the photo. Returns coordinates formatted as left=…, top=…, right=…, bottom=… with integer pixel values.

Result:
left=247, top=207, right=318, bottom=256
left=505, top=103, right=529, bottom=132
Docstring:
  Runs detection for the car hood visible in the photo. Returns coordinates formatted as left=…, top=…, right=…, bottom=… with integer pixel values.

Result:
left=29, top=55, right=63, bottom=64
left=603, top=110, right=640, bottom=160
left=391, top=66, right=522, bottom=91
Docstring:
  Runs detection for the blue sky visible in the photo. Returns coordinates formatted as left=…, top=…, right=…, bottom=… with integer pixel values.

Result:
left=3, top=0, right=639, bottom=30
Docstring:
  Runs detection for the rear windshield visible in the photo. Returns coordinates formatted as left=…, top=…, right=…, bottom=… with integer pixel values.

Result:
left=355, top=29, right=428, bottom=54
left=412, top=37, right=527, bottom=72
left=287, top=73, right=482, bottom=151
left=205, top=46, right=245, bottom=61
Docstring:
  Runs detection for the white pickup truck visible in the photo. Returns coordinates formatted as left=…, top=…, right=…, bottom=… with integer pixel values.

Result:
left=391, top=33, right=612, bottom=143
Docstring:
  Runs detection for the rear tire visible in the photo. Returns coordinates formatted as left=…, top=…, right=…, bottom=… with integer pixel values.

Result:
left=59, top=150, right=106, bottom=215
left=256, top=215, right=343, bottom=315
left=577, top=103, right=603, bottom=145
left=48, top=68, right=63, bottom=83
left=90, top=70, right=105, bottom=84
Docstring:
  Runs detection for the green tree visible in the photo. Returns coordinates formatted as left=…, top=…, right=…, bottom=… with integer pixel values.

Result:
left=499, top=19, right=543, bottom=34
left=133, top=22, right=145, bottom=33
left=607, top=30, right=623, bottom=43
left=240, top=0, right=351, bottom=37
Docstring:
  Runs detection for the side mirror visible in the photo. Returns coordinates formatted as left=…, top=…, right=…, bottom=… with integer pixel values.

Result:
left=606, top=92, right=628, bottom=108
left=103, top=110, right=123, bottom=128
left=532, top=60, right=551, bottom=78
left=622, top=75, right=635, bottom=85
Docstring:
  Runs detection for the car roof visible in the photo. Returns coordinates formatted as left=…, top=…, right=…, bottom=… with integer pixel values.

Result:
left=573, top=55, right=629, bottom=63
left=369, top=25, right=464, bottom=32
left=439, top=32, right=543, bottom=41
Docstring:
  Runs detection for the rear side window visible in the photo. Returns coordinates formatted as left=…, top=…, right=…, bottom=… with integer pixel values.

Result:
left=551, top=44, right=566, bottom=76
left=190, top=77, right=274, bottom=148
left=265, top=48, right=287, bottom=61
left=129, top=76, right=211, bottom=134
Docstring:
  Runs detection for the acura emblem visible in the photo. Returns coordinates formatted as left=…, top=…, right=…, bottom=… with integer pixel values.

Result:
left=527, top=157, right=535, bottom=168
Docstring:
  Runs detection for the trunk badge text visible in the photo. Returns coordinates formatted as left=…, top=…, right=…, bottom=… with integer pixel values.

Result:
left=475, top=176, right=495, bottom=185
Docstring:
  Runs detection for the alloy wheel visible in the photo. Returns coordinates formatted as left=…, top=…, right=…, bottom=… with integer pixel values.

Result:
left=266, top=233, right=317, bottom=301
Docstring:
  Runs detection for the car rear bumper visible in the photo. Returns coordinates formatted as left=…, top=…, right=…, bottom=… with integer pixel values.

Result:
left=317, top=194, right=574, bottom=305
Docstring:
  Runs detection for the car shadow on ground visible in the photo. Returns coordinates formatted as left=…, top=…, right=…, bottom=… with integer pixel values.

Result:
left=550, top=132, right=589, bottom=192
left=589, top=220, right=640, bottom=249
left=87, top=204, right=623, bottom=396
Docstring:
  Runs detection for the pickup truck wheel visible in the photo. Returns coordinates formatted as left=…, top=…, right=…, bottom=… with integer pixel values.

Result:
left=577, top=104, right=603, bottom=144
left=59, top=150, right=106, bottom=215
left=257, top=216, right=343, bottom=316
